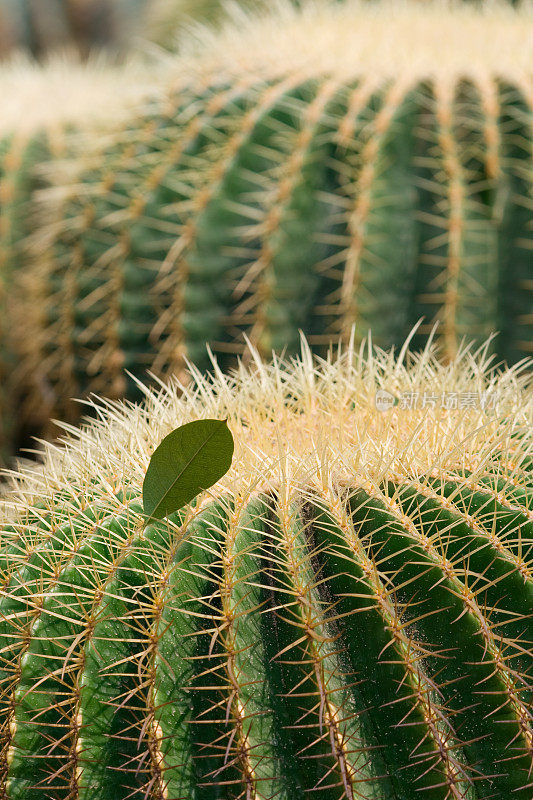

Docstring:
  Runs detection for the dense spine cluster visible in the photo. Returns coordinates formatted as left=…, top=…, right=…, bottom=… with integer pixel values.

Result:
left=19, top=2, right=533, bottom=436
left=0, top=335, right=531, bottom=799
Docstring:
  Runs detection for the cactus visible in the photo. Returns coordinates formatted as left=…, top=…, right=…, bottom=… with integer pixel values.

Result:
left=0, top=331, right=532, bottom=799
left=0, top=122, right=47, bottom=458
left=20, top=0, right=533, bottom=440
left=0, top=57, right=159, bottom=458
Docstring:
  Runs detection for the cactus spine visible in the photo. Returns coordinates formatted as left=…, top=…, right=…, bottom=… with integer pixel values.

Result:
left=0, top=332, right=532, bottom=799
left=19, top=1, right=533, bottom=439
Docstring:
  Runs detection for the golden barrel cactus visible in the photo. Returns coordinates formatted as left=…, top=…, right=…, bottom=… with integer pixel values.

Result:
left=0, top=332, right=532, bottom=798
left=0, top=56, right=158, bottom=457
left=17, top=0, right=533, bottom=442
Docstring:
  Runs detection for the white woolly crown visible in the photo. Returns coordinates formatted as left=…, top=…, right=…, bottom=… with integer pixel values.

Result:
left=2, top=331, right=532, bottom=524
left=169, top=0, right=533, bottom=83
left=0, top=55, right=161, bottom=138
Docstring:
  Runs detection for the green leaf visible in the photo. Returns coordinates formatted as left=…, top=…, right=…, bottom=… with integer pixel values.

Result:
left=142, top=419, right=234, bottom=520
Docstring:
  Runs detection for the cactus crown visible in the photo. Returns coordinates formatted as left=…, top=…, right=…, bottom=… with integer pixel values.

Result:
left=174, top=0, right=532, bottom=81
left=5, top=332, right=532, bottom=508
left=0, top=55, right=159, bottom=138
left=1, top=334, right=532, bottom=798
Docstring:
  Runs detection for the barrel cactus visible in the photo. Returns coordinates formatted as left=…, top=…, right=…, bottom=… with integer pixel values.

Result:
left=0, top=56, right=157, bottom=458
left=0, top=332, right=531, bottom=799
left=21, top=0, right=533, bottom=440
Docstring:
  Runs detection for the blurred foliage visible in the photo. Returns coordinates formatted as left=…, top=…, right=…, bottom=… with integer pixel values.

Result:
left=0, top=1, right=278, bottom=57
left=0, top=0, right=145, bottom=58
left=146, top=0, right=271, bottom=48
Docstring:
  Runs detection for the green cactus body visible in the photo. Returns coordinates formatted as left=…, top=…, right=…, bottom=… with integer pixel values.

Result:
left=21, top=2, right=533, bottom=439
left=0, top=334, right=531, bottom=798
left=0, top=58, right=160, bottom=458
left=0, top=128, right=52, bottom=458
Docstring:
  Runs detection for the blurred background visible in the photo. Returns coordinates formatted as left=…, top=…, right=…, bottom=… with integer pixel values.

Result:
left=0, top=0, right=270, bottom=57
left=0, top=1, right=521, bottom=59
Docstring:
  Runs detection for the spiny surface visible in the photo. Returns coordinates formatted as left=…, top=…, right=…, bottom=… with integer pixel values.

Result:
left=0, top=55, right=163, bottom=458
left=23, top=0, right=533, bottom=438
left=1, top=334, right=532, bottom=799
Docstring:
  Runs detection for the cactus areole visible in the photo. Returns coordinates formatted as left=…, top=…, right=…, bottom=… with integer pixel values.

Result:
left=0, top=334, right=532, bottom=799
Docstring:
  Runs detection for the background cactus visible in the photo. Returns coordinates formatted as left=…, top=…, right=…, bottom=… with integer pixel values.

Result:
left=0, top=332, right=532, bottom=798
left=18, top=0, right=533, bottom=444
left=0, top=57, right=159, bottom=457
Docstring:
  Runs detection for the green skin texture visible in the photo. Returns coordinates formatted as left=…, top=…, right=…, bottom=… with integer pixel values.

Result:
left=25, top=74, right=532, bottom=435
left=0, top=131, right=50, bottom=459
left=1, top=471, right=531, bottom=799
